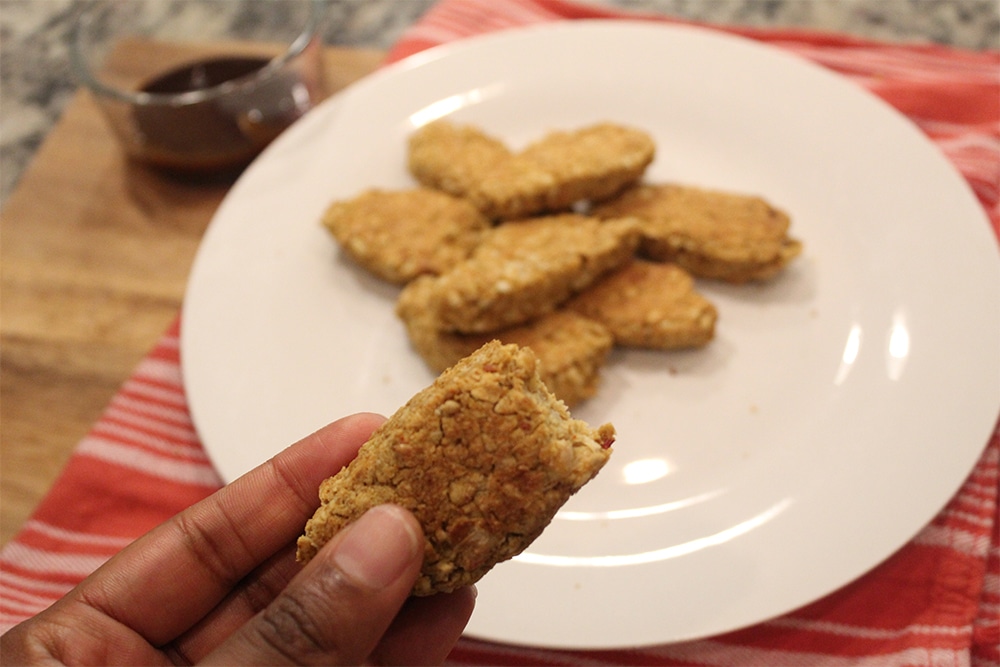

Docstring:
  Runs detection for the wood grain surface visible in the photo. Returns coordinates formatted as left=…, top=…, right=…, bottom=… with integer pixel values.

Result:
left=0, top=41, right=384, bottom=546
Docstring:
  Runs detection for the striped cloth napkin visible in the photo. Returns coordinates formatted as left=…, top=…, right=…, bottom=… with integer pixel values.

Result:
left=2, top=0, right=998, bottom=664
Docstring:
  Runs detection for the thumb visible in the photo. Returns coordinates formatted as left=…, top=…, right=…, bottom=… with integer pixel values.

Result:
left=202, top=504, right=424, bottom=666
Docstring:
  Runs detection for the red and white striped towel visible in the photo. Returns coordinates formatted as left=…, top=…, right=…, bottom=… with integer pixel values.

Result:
left=2, top=0, right=998, bottom=664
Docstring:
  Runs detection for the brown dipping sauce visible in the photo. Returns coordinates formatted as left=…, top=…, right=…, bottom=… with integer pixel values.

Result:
left=133, top=56, right=300, bottom=176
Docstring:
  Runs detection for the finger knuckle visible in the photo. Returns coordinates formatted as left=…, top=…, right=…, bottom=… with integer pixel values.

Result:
left=253, top=583, right=341, bottom=663
left=173, top=508, right=253, bottom=588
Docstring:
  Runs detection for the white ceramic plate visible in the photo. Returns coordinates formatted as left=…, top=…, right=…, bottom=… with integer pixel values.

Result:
left=181, top=21, right=1000, bottom=648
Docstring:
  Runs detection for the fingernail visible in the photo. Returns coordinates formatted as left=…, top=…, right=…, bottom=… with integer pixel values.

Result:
left=332, top=504, right=421, bottom=590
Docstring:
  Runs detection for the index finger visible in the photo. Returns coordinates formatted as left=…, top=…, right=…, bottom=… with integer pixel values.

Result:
left=68, top=412, right=386, bottom=646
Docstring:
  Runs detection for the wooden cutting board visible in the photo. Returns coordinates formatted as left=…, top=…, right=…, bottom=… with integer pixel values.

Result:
left=0, top=41, right=384, bottom=545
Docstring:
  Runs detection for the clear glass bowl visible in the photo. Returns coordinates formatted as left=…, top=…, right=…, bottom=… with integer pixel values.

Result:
left=70, top=0, right=327, bottom=178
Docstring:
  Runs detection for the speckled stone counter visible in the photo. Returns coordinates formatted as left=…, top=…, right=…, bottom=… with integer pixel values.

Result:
left=1, top=0, right=997, bottom=205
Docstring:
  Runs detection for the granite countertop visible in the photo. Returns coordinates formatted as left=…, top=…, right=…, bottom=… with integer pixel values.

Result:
left=1, top=0, right=997, bottom=206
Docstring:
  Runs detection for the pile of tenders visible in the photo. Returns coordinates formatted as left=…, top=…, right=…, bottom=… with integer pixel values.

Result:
left=322, top=120, right=802, bottom=407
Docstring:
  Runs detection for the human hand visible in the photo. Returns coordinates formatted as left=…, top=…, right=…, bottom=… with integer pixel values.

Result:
left=0, top=413, right=476, bottom=665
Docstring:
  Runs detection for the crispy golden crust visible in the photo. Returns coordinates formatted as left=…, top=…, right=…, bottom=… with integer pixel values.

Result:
left=594, top=183, right=802, bottom=283
left=396, top=215, right=641, bottom=334
left=471, top=123, right=656, bottom=219
left=408, top=121, right=655, bottom=220
left=400, top=305, right=614, bottom=406
left=321, top=188, right=490, bottom=284
left=567, top=260, right=717, bottom=349
left=407, top=121, right=513, bottom=200
left=296, top=341, right=614, bottom=595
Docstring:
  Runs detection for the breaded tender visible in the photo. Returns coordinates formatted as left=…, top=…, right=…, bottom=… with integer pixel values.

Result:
left=395, top=214, right=641, bottom=334
left=407, top=121, right=513, bottom=201
left=408, top=121, right=655, bottom=219
left=321, top=188, right=490, bottom=284
left=567, top=260, right=717, bottom=349
left=594, top=183, right=802, bottom=283
left=471, top=123, right=656, bottom=219
left=296, top=341, right=615, bottom=595
left=400, top=303, right=614, bottom=406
